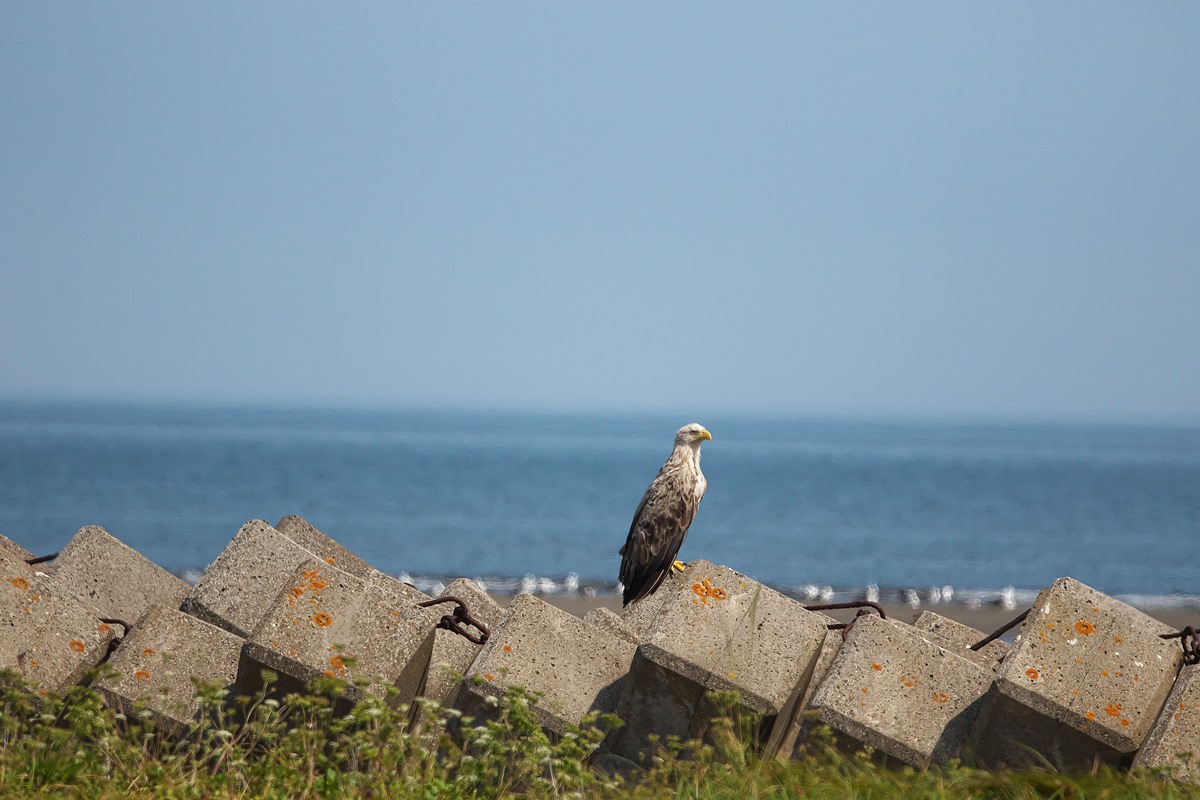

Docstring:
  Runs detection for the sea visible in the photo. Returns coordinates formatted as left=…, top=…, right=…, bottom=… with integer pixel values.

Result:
left=1, top=400, right=1197, bottom=612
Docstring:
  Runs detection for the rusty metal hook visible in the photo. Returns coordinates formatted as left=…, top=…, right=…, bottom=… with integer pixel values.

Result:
left=417, top=595, right=491, bottom=645
left=1161, top=626, right=1200, bottom=666
left=805, top=600, right=888, bottom=639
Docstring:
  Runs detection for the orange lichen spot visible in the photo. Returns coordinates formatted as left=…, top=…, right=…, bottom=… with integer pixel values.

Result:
left=483, top=673, right=495, bottom=682
left=69, top=639, right=85, bottom=653
left=1075, top=657, right=1082, bottom=663
left=1120, top=718, right=1131, bottom=727
left=313, top=612, right=333, bottom=627
left=1101, top=671, right=1109, bottom=677
left=324, top=556, right=337, bottom=565
left=1133, top=674, right=1140, bottom=681
left=900, top=674, right=920, bottom=688
left=933, top=692, right=949, bottom=704
left=861, top=687, right=869, bottom=694
left=502, top=644, right=512, bottom=653
left=8, top=577, right=29, bottom=591
left=290, top=587, right=304, bottom=598
left=1072, top=689, right=1080, bottom=696
left=1026, top=668, right=1040, bottom=680
left=1085, top=711, right=1096, bottom=721
left=1105, top=701, right=1123, bottom=717
left=30, top=595, right=40, bottom=602
left=871, top=663, right=882, bottom=671
left=328, top=655, right=346, bottom=675
left=691, top=579, right=727, bottom=606
left=98, top=623, right=112, bottom=635
left=143, top=647, right=157, bottom=657
left=134, top=670, right=151, bottom=682
left=288, top=648, right=297, bottom=656
left=1113, top=636, right=1123, bottom=644
left=1075, top=620, right=1096, bottom=635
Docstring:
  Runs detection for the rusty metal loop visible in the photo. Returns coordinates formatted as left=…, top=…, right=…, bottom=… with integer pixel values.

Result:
left=1161, top=626, right=1200, bottom=666
left=970, top=608, right=1030, bottom=652
left=25, top=552, right=59, bottom=566
left=417, top=595, right=490, bottom=645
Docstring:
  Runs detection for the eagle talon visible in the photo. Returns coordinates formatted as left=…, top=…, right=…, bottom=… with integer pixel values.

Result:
left=671, top=560, right=687, bottom=573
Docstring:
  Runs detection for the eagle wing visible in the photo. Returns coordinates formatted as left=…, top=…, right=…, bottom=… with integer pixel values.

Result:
left=619, top=461, right=701, bottom=605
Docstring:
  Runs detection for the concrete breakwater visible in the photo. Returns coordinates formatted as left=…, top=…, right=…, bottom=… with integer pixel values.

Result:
left=1, top=517, right=1196, bottom=780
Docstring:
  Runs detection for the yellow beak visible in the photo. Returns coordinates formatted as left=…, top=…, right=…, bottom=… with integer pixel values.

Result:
left=700, top=429, right=713, bottom=441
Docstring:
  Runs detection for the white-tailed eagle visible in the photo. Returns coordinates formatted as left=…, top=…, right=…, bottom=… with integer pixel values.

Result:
left=619, top=423, right=711, bottom=606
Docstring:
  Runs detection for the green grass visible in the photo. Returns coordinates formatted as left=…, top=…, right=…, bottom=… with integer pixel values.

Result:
left=0, top=673, right=1196, bottom=799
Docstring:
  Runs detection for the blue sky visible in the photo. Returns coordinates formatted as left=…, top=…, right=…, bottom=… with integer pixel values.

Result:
left=3, top=4, right=1198, bottom=420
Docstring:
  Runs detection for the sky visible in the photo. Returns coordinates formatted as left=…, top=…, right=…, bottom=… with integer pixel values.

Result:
left=2, top=4, right=1198, bottom=421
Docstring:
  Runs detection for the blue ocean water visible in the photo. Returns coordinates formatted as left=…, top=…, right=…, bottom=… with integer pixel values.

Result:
left=1, top=400, right=1197, bottom=608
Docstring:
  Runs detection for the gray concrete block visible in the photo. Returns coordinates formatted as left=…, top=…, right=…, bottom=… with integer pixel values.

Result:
left=0, top=534, right=35, bottom=566
left=584, top=607, right=639, bottom=645
left=50, top=525, right=190, bottom=624
left=461, top=594, right=637, bottom=736
left=0, top=551, right=115, bottom=692
left=618, top=565, right=691, bottom=640
left=182, top=519, right=338, bottom=637
left=912, top=610, right=1010, bottom=668
left=971, top=577, right=1182, bottom=770
left=423, top=578, right=504, bottom=709
left=95, top=607, right=244, bottom=734
left=1133, top=663, right=1200, bottom=781
left=274, top=515, right=375, bottom=579
left=609, top=561, right=829, bottom=761
left=810, top=614, right=993, bottom=767
left=240, top=560, right=439, bottom=708
left=765, top=617, right=842, bottom=759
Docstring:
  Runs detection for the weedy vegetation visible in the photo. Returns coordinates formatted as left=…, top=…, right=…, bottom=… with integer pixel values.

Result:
left=0, top=671, right=1196, bottom=799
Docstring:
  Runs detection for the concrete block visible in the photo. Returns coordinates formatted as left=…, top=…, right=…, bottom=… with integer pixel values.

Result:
left=971, top=577, right=1182, bottom=770
left=584, top=607, right=639, bottom=645
left=95, top=607, right=244, bottom=734
left=274, top=515, right=375, bottom=579
left=1133, top=663, right=1200, bottom=781
left=422, top=578, right=504, bottom=708
left=912, top=610, right=1010, bottom=668
left=0, top=551, right=115, bottom=692
left=810, top=614, right=993, bottom=767
left=183, top=519, right=348, bottom=637
left=0, top=534, right=35, bottom=566
left=765, top=617, right=842, bottom=759
left=461, top=594, right=637, bottom=736
left=608, top=561, right=829, bottom=761
left=617, top=566, right=692, bottom=640
left=50, top=525, right=190, bottom=624
left=240, top=561, right=439, bottom=708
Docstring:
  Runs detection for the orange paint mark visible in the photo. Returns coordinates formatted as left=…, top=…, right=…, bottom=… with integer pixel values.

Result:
left=134, top=670, right=151, bottom=682
left=313, top=612, right=333, bottom=627
left=1085, top=711, right=1096, bottom=721
left=502, top=644, right=512, bottom=653
left=1074, top=621, right=1096, bottom=635
left=933, top=692, right=949, bottom=704
left=1105, top=701, right=1123, bottom=717
left=69, top=639, right=85, bottom=653
left=8, top=577, right=29, bottom=591
left=691, top=579, right=727, bottom=606
left=1026, top=668, right=1040, bottom=681
left=871, top=663, right=882, bottom=671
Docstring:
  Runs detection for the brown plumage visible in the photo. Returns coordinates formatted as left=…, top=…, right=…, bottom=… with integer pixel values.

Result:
left=619, top=423, right=711, bottom=606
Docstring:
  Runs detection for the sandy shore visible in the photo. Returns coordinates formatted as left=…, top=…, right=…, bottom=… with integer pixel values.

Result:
left=491, top=593, right=1196, bottom=639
